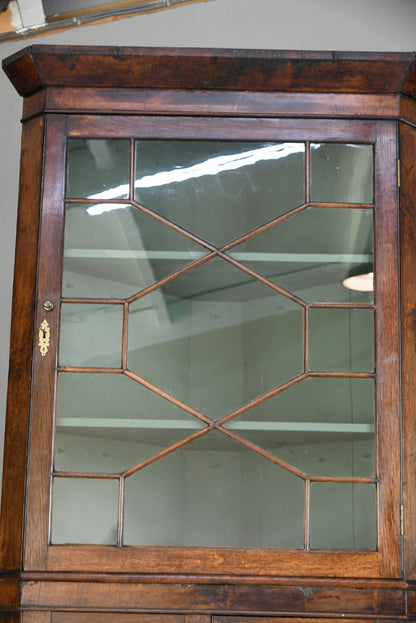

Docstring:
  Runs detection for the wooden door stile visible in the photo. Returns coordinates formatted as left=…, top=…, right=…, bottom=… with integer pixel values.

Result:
left=373, top=120, right=401, bottom=577
left=400, top=118, right=416, bottom=580
left=0, top=115, right=45, bottom=570
left=23, top=114, right=67, bottom=571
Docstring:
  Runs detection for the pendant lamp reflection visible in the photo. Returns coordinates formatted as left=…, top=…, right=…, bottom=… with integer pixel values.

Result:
left=342, top=264, right=374, bottom=292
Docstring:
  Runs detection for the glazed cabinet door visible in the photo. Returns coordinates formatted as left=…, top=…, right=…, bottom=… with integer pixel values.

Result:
left=23, top=113, right=401, bottom=578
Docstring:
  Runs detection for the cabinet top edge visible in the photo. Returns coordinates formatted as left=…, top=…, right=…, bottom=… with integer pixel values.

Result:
left=3, top=44, right=416, bottom=100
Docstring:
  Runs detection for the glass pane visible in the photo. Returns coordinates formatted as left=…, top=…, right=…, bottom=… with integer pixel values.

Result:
left=51, top=477, right=119, bottom=544
left=66, top=138, right=130, bottom=199
left=59, top=303, right=123, bottom=367
left=310, top=143, right=373, bottom=204
left=55, top=373, right=204, bottom=473
left=309, top=308, right=374, bottom=372
left=124, top=431, right=304, bottom=548
left=134, top=140, right=305, bottom=246
left=225, top=377, right=375, bottom=477
left=57, top=136, right=378, bottom=551
left=128, top=258, right=303, bottom=418
left=62, top=203, right=207, bottom=299
left=310, top=482, right=376, bottom=550
left=230, top=207, right=373, bottom=303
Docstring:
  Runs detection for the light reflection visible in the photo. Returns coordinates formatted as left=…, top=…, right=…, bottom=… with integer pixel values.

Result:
left=88, top=143, right=304, bottom=202
left=342, top=272, right=374, bottom=292
left=86, top=203, right=129, bottom=216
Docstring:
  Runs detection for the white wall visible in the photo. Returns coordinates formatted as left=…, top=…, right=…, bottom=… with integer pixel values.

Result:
left=0, top=0, right=415, bottom=496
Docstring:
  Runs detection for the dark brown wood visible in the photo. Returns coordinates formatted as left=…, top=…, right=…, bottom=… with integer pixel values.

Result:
left=215, top=620, right=399, bottom=623
left=52, top=471, right=120, bottom=479
left=23, top=115, right=67, bottom=571
left=52, top=616, right=186, bottom=623
left=406, top=588, right=416, bottom=614
left=0, top=615, right=23, bottom=623
left=0, top=578, right=21, bottom=609
left=400, top=95, right=416, bottom=127
left=3, top=47, right=416, bottom=98
left=121, top=302, right=128, bottom=370
left=67, top=115, right=379, bottom=142
left=308, top=371, right=375, bottom=378
left=0, top=115, right=44, bottom=570
left=22, top=88, right=46, bottom=120
left=1, top=45, right=415, bottom=620
left=304, top=479, right=311, bottom=551
left=24, top=88, right=403, bottom=120
left=14, top=571, right=415, bottom=587
left=20, top=580, right=405, bottom=616
left=373, top=121, right=401, bottom=577
left=400, top=119, right=416, bottom=580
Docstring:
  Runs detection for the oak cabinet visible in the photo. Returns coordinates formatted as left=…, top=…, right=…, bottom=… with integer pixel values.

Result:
left=1, top=46, right=416, bottom=621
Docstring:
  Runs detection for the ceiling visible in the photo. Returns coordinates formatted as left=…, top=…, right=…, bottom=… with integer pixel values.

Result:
left=0, top=0, right=211, bottom=41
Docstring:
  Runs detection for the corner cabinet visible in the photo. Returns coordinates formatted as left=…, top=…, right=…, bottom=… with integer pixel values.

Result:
left=1, top=46, right=416, bottom=622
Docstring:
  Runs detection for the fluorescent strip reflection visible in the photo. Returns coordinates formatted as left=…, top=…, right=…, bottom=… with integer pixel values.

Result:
left=88, top=143, right=304, bottom=201
left=135, top=143, right=304, bottom=189
left=86, top=203, right=129, bottom=216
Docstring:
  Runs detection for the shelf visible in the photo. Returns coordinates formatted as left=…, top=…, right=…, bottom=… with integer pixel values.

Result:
left=64, top=249, right=373, bottom=264
left=57, top=418, right=374, bottom=434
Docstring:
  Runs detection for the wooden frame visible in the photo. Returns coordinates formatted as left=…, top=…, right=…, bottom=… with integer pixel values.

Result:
left=1, top=45, right=416, bottom=620
left=21, top=114, right=400, bottom=580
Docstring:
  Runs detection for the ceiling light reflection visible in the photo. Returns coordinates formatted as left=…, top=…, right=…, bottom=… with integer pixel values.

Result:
left=86, top=203, right=129, bottom=216
left=88, top=143, right=304, bottom=201
left=342, top=272, right=374, bottom=292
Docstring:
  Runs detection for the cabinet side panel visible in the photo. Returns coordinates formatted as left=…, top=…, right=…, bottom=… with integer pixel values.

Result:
left=374, top=121, right=401, bottom=577
left=400, top=119, right=416, bottom=579
left=0, top=115, right=44, bottom=570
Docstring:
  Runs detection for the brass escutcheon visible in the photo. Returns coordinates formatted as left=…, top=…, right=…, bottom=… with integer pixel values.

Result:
left=39, top=319, right=50, bottom=357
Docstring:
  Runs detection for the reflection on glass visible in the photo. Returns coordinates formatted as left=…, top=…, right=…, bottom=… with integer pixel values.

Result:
left=231, top=207, right=373, bottom=303
left=135, top=141, right=305, bottom=246
left=62, top=203, right=207, bottom=299
left=56, top=136, right=378, bottom=551
left=310, top=482, right=376, bottom=549
left=55, top=373, right=205, bottom=473
left=311, top=143, right=373, bottom=204
left=128, top=258, right=303, bottom=418
left=226, top=377, right=375, bottom=477
left=51, top=477, right=118, bottom=544
left=124, top=431, right=304, bottom=547
left=66, top=139, right=130, bottom=199
left=309, top=308, right=374, bottom=372
left=59, top=303, right=123, bottom=367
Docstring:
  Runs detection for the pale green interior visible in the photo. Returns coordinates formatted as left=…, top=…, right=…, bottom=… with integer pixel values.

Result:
left=52, top=138, right=376, bottom=550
